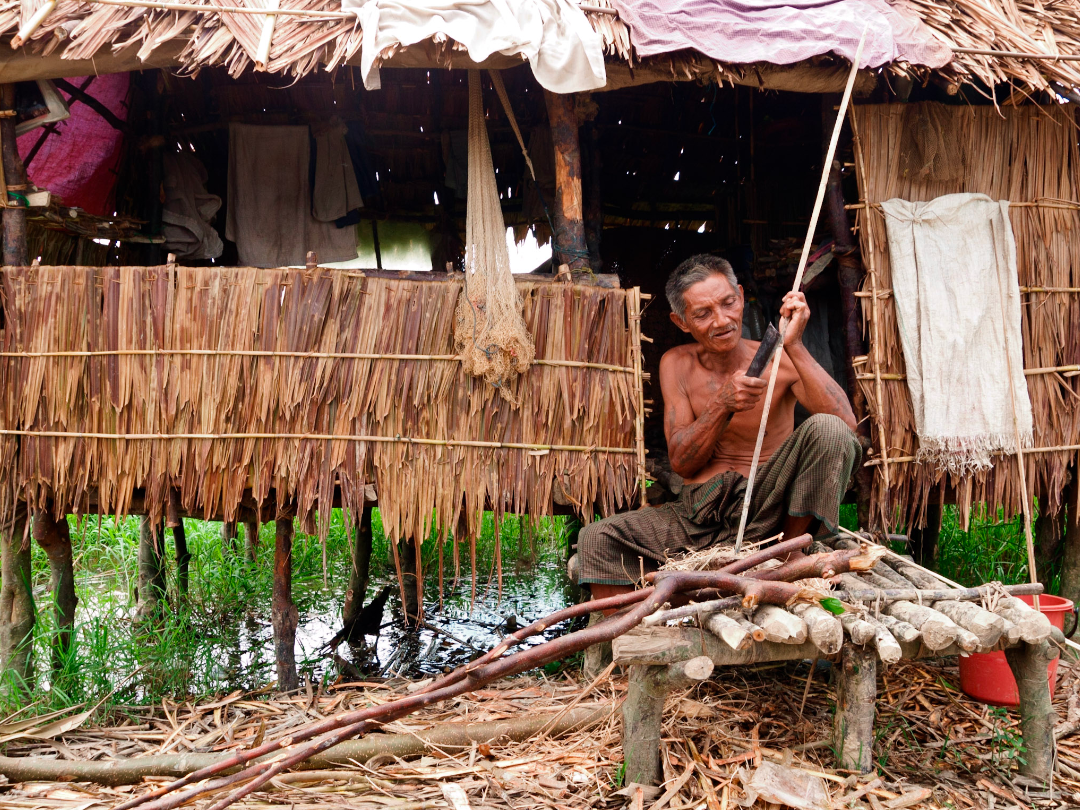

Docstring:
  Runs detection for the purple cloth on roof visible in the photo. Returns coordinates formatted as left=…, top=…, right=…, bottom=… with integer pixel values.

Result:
left=610, top=0, right=951, bottom=69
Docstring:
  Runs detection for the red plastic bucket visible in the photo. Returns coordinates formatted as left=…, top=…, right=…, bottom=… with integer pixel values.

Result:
left=958, top=594, right=1073, bottom=707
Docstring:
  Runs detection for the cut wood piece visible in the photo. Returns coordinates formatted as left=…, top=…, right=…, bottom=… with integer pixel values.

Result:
left=751, top=605, right=807, bottom=644
left=995, top=596, right=1053, bottom=643
left=867, top=561, right=916, bottom=588
left=865, top=618, right=902, bottom=663
left=702, top=611, right=751, bottom=651
left=859, top=568, right=909, bottom=590
left=890, top=559, right=944, bottom=590
left=883, top=601, right=959, bottom=650
left=727, top=611, right=766, bottom=643
left=876, top=613, right=921, bottom=644
left=932, top=600, right=1006, bottom=649
left=839, top=612, right=877, bottom=645
left=791, top=603, right=843, bottom=655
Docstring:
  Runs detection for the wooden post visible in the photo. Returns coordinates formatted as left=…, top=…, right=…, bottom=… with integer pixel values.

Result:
left=401, top=535, right=420, bottom=627
left=582, top=121, right=602, bottom=272
left=166, top=490, right=190, bottom=597
left=543, top=90, right=587, bottom=271
left=136, top=516, right=167, bottom=620
left=243, top=518, right=259, bottom=563
left=32, top=512, right=77, bottom=673
left=273, top=517, right=299, bottom=691
left=343, top=507, right=373, bottom=626
left=834, top=643, right=877, bottom=773
left=0, top=513, right=32, bottom=691
left=1, top=83, right=28, bottom=266
left=1062, top=470, right=1080, bottom=607
left=623, top=657, right=714, bottom=785
left=222, top=520, right=239, bottom=554
left=910, top=502, right=941, bottom=568
left=1005, top=640, right=1057, bottom=781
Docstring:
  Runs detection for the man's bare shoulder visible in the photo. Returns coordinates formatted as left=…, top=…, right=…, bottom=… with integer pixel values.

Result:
left=660, top=342, right=701, bottom=371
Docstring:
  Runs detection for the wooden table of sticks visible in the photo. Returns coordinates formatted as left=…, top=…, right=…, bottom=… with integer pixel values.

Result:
left=613, top=535, right=1062, bottom=787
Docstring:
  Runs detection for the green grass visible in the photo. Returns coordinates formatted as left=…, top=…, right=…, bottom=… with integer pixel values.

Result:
left=4, top=509, right=574, bottom=717
left=841, top=500, right=1049, bottom=591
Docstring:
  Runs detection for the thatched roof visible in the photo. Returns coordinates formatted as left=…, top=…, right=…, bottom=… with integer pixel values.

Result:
left=0, top=0, right=1077, bottom=93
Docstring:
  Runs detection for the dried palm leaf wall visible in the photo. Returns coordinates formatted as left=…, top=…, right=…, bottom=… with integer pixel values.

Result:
left=0, top=266, right=644, bottom=547
left=851, top=102, right=1080, bottom=531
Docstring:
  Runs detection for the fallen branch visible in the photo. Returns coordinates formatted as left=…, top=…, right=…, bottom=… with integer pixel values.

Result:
left=0, top=705, right=612, bottom=786
left=126, top=565, right=823, bottom=810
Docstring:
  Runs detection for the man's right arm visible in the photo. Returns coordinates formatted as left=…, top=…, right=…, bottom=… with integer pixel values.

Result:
left=660, top=350, right=766, bottom=479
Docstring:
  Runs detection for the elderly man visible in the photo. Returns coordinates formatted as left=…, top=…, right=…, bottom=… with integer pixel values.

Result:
left=579, top=254, right=861, bottom=599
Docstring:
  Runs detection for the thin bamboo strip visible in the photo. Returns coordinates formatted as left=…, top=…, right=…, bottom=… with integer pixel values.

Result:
left=84, top=0, right=354, bottom=18
left=858, top=286, right=1080, bottom=295
left=847, top=200, right=1080, bottom=211
left=628, top=287, right=647, bottom=506
left=0, top=349, right=635, bottom=373
left=0, top=429, right=636, bottom=453
left=855, top=365, right=1080, bottom=379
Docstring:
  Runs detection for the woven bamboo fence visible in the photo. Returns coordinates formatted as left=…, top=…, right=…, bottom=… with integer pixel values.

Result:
left=0, top=265, right=645, bottom=548
left=851, top=101, right=1080, bottom=531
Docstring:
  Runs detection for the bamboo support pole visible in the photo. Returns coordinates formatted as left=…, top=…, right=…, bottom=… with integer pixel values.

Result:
left=733, top=27, right=867, bottom=551
left=629, top=287, right=648, bottom=506
left=849, top=103, right=891, bottom=507
left=991, top=222, right=1040, bottom=607
left=0, top=429, right=635, bottom=454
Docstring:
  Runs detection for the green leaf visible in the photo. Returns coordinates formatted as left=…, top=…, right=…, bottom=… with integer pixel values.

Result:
left=819, top=597, right=845, bottom=615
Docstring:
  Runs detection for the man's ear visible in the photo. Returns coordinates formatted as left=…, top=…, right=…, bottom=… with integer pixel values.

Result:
left=669, top=311, right=691, bottom=333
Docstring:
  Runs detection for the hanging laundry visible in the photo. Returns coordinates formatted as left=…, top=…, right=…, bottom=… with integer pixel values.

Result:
left=346, top=0, right=606, bottom=93
left=162, top=151, right=223, bottom=260
left=226, top=124, right=357, bottom=268
left=311, top=118, right=363, bottom=223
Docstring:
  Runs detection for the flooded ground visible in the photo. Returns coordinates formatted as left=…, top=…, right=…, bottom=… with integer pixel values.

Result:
left=26, top=515, right=580, bottom=705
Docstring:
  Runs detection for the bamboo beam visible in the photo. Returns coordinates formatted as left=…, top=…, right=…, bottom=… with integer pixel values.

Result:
left=0, top=429, right=636, bottom=454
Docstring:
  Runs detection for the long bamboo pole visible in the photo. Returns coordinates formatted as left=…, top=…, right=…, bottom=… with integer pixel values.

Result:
left=0, top=429, right=636, bottom=454
left=0, top=349, right=634, bottom=372
left=732, top=27, right=868, bottom=552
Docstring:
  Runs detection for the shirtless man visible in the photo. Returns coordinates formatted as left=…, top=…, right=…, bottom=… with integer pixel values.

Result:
left=577, top=254, right=861, bottom=600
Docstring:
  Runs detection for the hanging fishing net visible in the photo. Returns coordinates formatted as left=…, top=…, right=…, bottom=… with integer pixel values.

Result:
left=453, top=70, right=535, bottom=404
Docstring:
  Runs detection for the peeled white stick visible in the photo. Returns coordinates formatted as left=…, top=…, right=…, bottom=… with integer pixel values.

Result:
left=863, top=616, right=902, bottom=663
left=994, top=596, right=1053, bottom=643
left=727, top=611, right=766, bottom=643
left=751, top=605, right=807, bottom=644
left=791, top=603, right=843, bottom=655
left=840, top=612, right=877, bottom=645
left=702, top=611, right=752, bottom=651
left=876, top=613, right=921, bottom=644
left=932, top=601, right=1006, bottom=649
left=883, top=601, right=960, bottom=651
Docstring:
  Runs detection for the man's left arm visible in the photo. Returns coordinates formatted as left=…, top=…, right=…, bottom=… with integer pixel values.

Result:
left=781, top=291, right=857, bottom=431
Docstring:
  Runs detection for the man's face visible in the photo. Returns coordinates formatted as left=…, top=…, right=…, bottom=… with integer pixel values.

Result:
left=670, top=273, right=744, bottom=354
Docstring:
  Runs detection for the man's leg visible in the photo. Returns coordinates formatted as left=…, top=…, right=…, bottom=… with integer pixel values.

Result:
left=749, top=413, right=861, bottom=543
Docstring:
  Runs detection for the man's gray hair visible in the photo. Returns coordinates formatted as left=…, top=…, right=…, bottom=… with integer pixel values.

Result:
left=665, top=255, right=739, bottom=317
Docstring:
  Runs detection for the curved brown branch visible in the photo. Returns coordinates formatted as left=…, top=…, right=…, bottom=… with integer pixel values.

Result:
left=753, top=545, right=885, bottom=582
left=131, top=564, right=817, bottom=810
